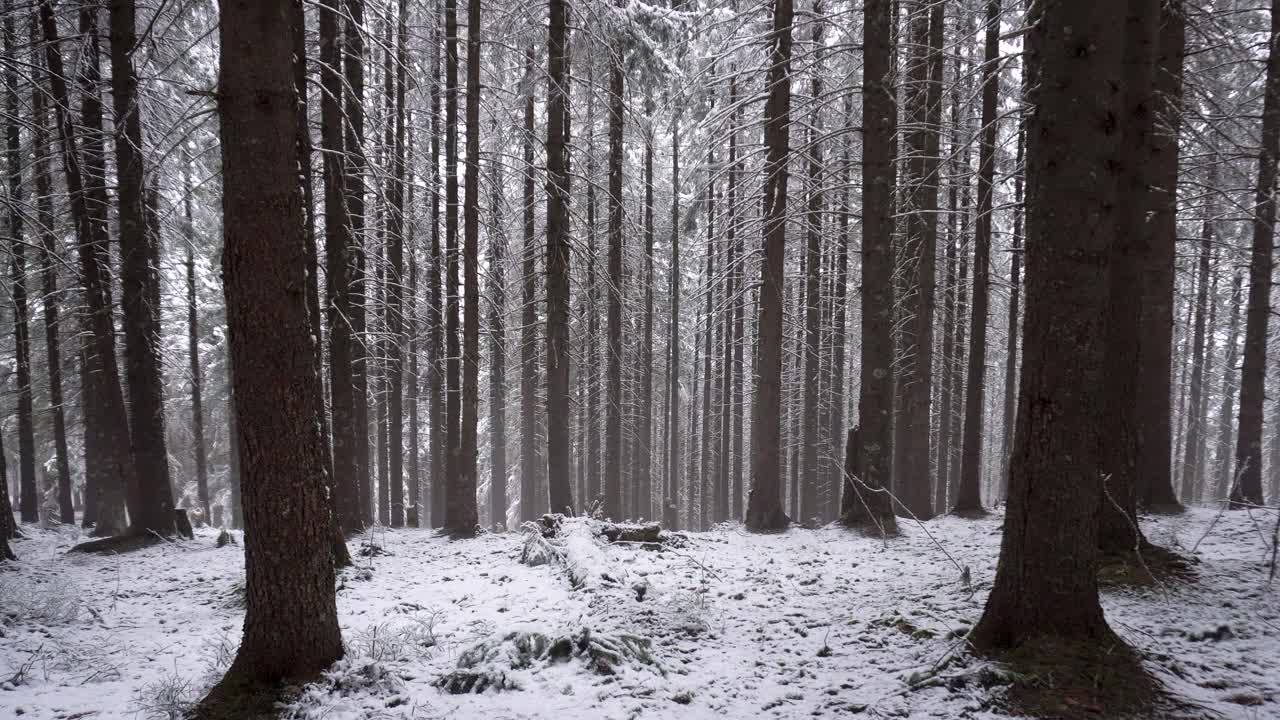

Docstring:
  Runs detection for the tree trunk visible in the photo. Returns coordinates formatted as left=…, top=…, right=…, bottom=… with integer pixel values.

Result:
left=892, top=0, right=943, bottom=521
left=1179, top=230, right=1212, bottom=503
left=800, top=6, right=825, bottom=525
left=30, top=52, right=73, bottom=525
left=109, top=0, right=175, bottom=535
left=604, top=46, right=625, bottom=522
left=4, top=7, right=36, bottom=524
left=489, top=120, right=508, bottom=531
left=545, top=0, right=574, bottom=515
left=954, top=0, right=1001, bottom=515
left=641, top=94, right=657, bottom=521
left=428, top=8, right=445, bottom=528
left=1215, top=272, right=1243, bottom=500
left=320, top=0, right=363, bottom=533
left=520, top=46, right=542, bottom=523
left=202, top=1, right=343, bottom=702
left=998, top=125, right=1023, bottom=502
left=971, top=0, right=1128, bottom=650
left=745, top=0, right=794, bottom=531
left=1230, top=0, right=1280, bottom=509
left=665, top=102, right=681, bottom=530
left=1137, top=0, right=1186, bottom=511
left=387, top=0, right=408, bottom=528
left=0, top=429, right=13, bottom=559
left=39, top=0, right=133, bottom=536
left=184, top=162, right=211, bottom=523
left=344, top=0, right=372, bottom=526
left=844, top=0, right=898, bottom=532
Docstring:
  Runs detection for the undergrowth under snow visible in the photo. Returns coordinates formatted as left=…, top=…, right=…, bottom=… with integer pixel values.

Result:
left=0, top=507, right=1277, bottom=719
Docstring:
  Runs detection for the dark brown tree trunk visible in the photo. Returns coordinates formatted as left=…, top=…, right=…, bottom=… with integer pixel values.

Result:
left=954, top=0, right=1001, bottom=515
left=971, top=0, right=1128, bottom=651
left=30, top=49, right=73, bottom=525
left=109, top=0, right=175, bottom=535
left=1179, top=230, right=1212, bottom=503
left=387, top=0, right=408, bottom=528
left=489, top=120, right=508, bottom=531
left=201, top=1, right=343, bottom=704
left=893, top=0, right=943, bottom=521
left=4, top=7, right=36, bottom=524
left=320, top=0, right=362, bottom=533
left=641, top=94, right=656, bottom=521
left=745, top=0, right=794, bottom=531
left=1137, top=0, right=1186, bottom=511
left=428, top=7, right=445, bottom=527
left=344, top=0, right=372, bottom=526
left=545, top=0, right=574, bottom=515
left=40, top=0, right=133, bottom=536
left=1230, top=0, right=1280, bottom=509
left=800, top=6, right=825, bottom=525
left=520, top=46, right=542, bottom=523
left=844, top=0, right=897, bottom=532
left=1215, top=272, right=1243, bottom=500
left=604, top=47, right=624, bottom=522
left=184, top=163, right=211, bottom=523
left=665, top=102, right=681, bottom=530
left=999, top=125, right=1023, bottom=501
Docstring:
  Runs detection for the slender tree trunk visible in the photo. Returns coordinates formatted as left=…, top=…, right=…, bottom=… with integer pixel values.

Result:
left=892, top=0, right=943, bottom=521
left=828, top=92, right=852, bottom=522
left=585, top=59, right=601, bottom=511
left=1215, top=272, right=1243, bottom=500
left=745, top=0, right=794, bottom=531
left=520, top=47, right=542, bottom=523
left=39, top=1, right=133, bottom=536
left=665, top=103, right=681, bottom=530
left=545, top=0, right=574, bottom=515
left=1179, top=231, right=1212, bottom=503
left=201, top=1, right=344, bottom=702
left=954, top=0, right=1001, bottom=514
left=386, top=0, right=408, bottom=528
left=999, top=126, right=1023, bottom=501
left=428, top=7, right=445, bottom=527
left=184, top=163, right=211, bottom=523
left=800, top=6, right=825, bottom=525
left=320, top=0, right=362, bottom=533
left=489, top=122, right=508, bottom=530
left=1137, top=0, right=1186, bottom=511
left=1230, top=0, right=1280, bottom=509
left=730, top=74, right=746, bottom=522
left=641, top=94, right=656, bottom=521
left=30, top=52, right=73, bottom=525
left=344, top=0, right=372, bottom=526
left=700, top=181, right=716, bottom=529
left=972, top=0, right=1128, bottom=651
left=844, top=0, right=898, bottom=531
left=4, top=8, right=36, bottom=524
left=603, top=45, right=625, bottom=522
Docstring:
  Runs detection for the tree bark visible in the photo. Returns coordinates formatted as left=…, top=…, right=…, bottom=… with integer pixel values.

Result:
left=800, top=6, right=825, bottom=525
left=184, top=162, right=211, bottom=523
left=1229, top=0, right=1280, bottom=509
left=545, top=0, right=574, bottom=515
left=520, top=46, right=543, bottom=523
left=203, top=0, right=343, bottom=703
left=844, top=0, right=897, bottom=532
left=1214, top=272, right=1242, bottom=500
left=745, top=0, right=794, bottom=531
left=972, top=0, right=1128, bottom=650
left=109, top=0, right=175, bottom=535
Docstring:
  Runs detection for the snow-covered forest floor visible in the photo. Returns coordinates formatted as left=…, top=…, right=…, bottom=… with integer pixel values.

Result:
left=1, top=507, right=1277, bottom=719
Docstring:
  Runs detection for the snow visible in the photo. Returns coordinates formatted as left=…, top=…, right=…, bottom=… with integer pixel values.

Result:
left=1, top=507, right=1276, bottom=719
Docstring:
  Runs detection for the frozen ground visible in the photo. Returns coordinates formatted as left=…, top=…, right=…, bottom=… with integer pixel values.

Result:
left=0, top=506, right=1276, bottom=719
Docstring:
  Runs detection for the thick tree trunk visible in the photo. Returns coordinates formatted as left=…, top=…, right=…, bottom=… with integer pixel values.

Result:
left=1137, top=0, right=1186, bottom=511
left=972, top=0, right=1127, bottom=650
left=745, top=0, right=794, bottom=531
left=545, top=0, right=575, bottom=515
left=40, top=1, right=133, bottom=536
left=202, top=1, right=343, bottom=702
left=109, top=0, right=175, bottom=535
left=1230, top=0, right=1280, bottom=509
left=844, top=0, right=898, bottom=532
left=954, top=0, right=1001, bottom=515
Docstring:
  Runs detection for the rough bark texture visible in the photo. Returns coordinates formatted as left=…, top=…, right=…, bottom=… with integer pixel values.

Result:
left=745, top=0, right=793, bottom=531
left=843, top=0, right=897, bottom=532
left=1230, top=0, right=1280, bottom=509
left=109, top=0, right=175, bottom=535
left=1137, top=0, right=1186, bottom=511
left=545, top=0, right=575, bottom=516
left=972, top=0, right=1126, bottom=650
left=605, top=48, right=625, bottom=522
left=203, top=0, right=343, bottom=705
